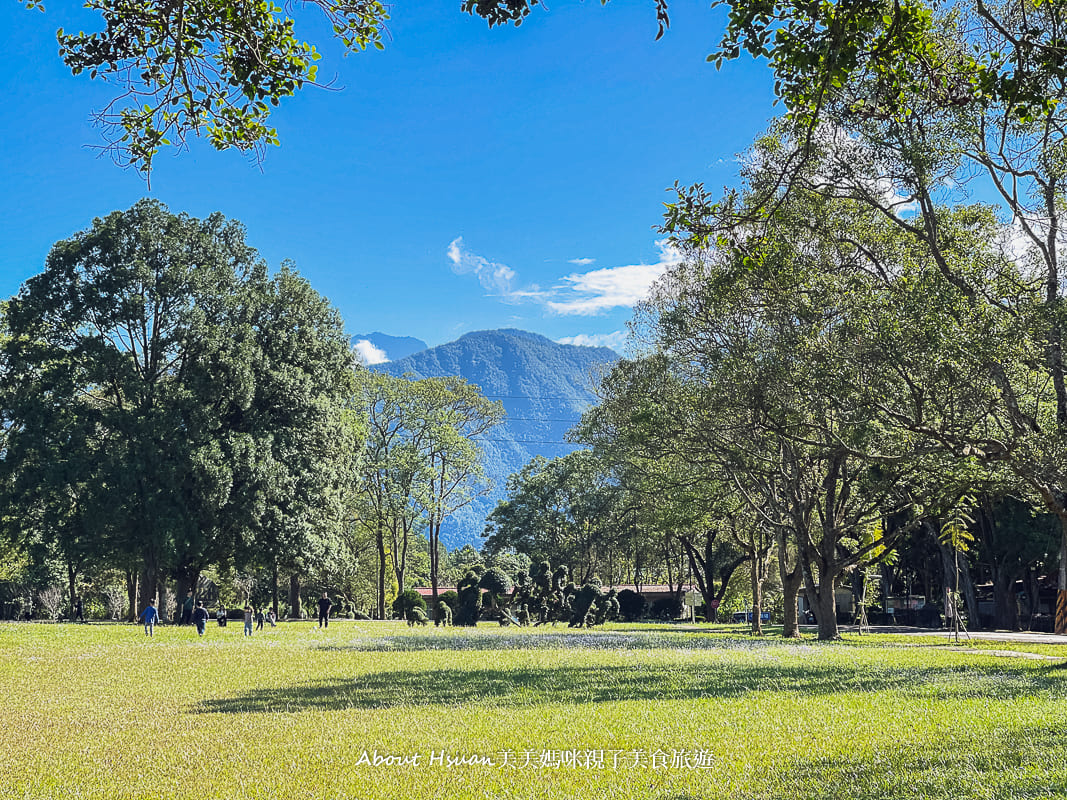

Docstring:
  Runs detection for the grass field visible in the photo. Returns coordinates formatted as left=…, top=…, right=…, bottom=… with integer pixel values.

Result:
left=1, top=621, right=1065, bottom=800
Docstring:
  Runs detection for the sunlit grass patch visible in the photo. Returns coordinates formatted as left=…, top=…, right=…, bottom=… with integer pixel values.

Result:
left=0, top=621, right=1065, bottom=799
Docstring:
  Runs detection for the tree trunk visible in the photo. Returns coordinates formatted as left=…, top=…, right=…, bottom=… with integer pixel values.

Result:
left=1057, top=520, right=1067, bottom=634
left=804, top=558, right=840, bottom=641
left=377, top=522, right=387, bottom=620
left=125, top=571, right=138, bottom=622
left=66, top=559, right=78, bottom=620
left=1024, top=566, right=1041, bottom=630
left=750, top=556, right=764, bottom=636
left=991, top=566, right=1020, bottom=630
left=271, top=562, right=280, bottom=619
left=138, top=564, right=159, bottom=617
left=429, top=519, right=441, bottom=625
left=781, top=570, right=802, bottom=638
left=289, top=574, right=302, bottom=619
left=174, top=568, right=200, bottom=625
left=778, top=531, right=803, bottom=639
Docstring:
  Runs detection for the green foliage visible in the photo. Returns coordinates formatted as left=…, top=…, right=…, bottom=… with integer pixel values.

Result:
left=939, top=500, right=976, bottom=554
left=453, top=570, right=483, bottom=627
left=478, top=566, right=512, bottom=598
left=351, top=371, right=501, bottom=618
left=45, top=0, right=389, bottom=175
left=0, top=200, right=355, bottom=609
left=616, top=588, right=646, bottom=622
left=392, top=589, right=426, bottom=621
left=484, top=449, right=632, bottom=583
left=434, top=599, right=452, bottom=626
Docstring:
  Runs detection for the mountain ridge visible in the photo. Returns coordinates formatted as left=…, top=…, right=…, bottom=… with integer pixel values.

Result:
left=376, top=329, right=619, bottom=549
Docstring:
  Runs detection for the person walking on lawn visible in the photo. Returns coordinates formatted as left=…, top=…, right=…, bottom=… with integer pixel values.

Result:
left=317, top=593, right=333, bottom=629
left=138, top=601, right=159, bottom=637
left=192, top=602, right=210, bottom=637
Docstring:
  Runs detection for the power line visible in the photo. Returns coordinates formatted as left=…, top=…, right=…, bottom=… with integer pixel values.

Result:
left=479, top=394, right=596, bottom=402
left=500, top=417, right=583, bottom=423
left=476, top=438, right=580, bottom=446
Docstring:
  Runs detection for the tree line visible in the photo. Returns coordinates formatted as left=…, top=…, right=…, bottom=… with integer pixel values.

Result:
left=0, top=200, right=502, bottom=623
left=484, top=0, right=1067, bottom=638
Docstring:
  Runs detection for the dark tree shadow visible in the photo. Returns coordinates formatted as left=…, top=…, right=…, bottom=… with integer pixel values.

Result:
left=196, top=661, right=1063, bottom=714
left=773, top=724, right=1067, bottom=799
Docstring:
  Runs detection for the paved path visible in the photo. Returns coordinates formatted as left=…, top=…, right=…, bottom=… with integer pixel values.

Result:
left=823, top=625, right=1067, bottom=645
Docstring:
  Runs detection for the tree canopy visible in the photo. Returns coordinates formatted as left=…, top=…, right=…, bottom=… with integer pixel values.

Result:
left=0, top=199, right=356, bottom=614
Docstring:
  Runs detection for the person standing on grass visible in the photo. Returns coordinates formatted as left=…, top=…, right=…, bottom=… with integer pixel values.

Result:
left=192, top=602, right=210, bottom=637
left=255, top=607, right=265, bottom=631
left=181, top=591, right=194, bottom=625
left=139, top=601, right=159, bottom=637
left=243, top=605, right=254, bottom=637
left=74, top=598, right=84, bottom=623
left=317, top=593, right=333, bottom=629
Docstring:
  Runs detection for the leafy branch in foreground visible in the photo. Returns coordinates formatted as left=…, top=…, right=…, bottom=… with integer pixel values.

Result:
left=42, top=0, right=389, bottom=177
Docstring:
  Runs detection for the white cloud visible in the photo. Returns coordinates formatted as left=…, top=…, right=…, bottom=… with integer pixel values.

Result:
left=447, top=237, right=684, bottom=316
left=547, top=240, right=683, bottom=316
left=353, top=339, right=389, bottom=366
left=447, top=237, right=537, bottom=302
left=568, top=257, right=595, bottom=266
left=556, top=331, right=628, bottom=351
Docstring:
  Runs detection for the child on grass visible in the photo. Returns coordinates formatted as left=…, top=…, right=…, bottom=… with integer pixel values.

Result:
left=138, top=602, right=159, bottom=637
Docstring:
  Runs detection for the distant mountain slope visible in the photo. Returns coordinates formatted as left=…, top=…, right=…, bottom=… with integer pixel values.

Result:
left=352, top=332, right=428, bottom=363
left=378, top=329, right=619, bottom=549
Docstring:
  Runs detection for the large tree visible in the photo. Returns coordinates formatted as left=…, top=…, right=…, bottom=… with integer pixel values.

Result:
left=0, top=200, right=354, bottom=616
left=420, top=376, right=503, bottom=622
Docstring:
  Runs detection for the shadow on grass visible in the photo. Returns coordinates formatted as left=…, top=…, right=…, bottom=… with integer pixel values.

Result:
left=655, top=725, right=1067, bottom=800
left=196, top=660, right=1064, bottom=714
left=770, top=724, right=1067, bottom=799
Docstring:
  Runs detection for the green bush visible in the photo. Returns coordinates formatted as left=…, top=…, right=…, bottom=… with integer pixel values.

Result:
left=616, top=589, right=646, bottom=621
left=392, top=590, right=426, bottom=621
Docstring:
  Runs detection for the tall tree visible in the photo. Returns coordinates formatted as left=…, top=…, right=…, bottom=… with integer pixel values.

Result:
left=420, top=377, right=503, bottom=622
left=0, top=200, right=355, bottom=616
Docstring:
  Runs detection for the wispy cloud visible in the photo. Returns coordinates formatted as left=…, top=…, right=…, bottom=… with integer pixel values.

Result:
left=556, top=331, right=628, bottom=351
left=447, top=237, right=545, bottom=303
left=547, top=240, right=683, bottom=316
left=353, top=339, right=389, bottom=366
left=447, top=238, right=682, bottom=316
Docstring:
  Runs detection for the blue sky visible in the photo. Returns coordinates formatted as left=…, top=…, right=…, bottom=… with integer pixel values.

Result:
left=1, top=0, right=778, bottom=354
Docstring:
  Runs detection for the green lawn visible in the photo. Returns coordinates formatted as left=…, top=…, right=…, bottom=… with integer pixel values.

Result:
left=1, top=621, right=1065, bottom=800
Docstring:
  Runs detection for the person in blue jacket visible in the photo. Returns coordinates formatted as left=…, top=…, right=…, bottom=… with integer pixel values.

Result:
left=192, top=602, right=210, bottom=637
left=138, top=601, right=159, bottom=637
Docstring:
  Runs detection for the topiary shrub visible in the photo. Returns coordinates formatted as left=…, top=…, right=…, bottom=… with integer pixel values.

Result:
left=617, top=589, right=646, bottom=622
left=479, top=566, right=513, bottom=606
left=392, top=589, right=426, bottom=621
left=454, top=571, right=483, bottom=627
left=569, top=583, right=603, bottom=627
left=435, top=600, right=452, bottom=626
left=407, top=607, right=429, bottom=626
left=650, top=596, right=683, bottom=620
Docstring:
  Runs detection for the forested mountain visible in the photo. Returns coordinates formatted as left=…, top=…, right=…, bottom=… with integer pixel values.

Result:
left=377, top=329, right=619, bottom=549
